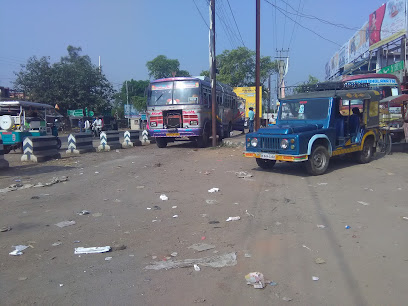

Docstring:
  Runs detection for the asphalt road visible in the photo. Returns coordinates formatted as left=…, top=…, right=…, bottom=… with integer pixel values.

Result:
left=1, top=141, right=407, bottom=305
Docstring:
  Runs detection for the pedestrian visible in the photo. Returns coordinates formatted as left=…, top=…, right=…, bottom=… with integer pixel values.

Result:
left=84, top=119, right=90, bottom=132
left=78, top=118, right=83, bottom=133
left=269, top=114, right=276, bottom=125
left=248, top=107, right=255, bottom=133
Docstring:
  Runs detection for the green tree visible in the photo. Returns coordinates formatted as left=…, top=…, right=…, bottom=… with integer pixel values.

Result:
left=146, top=55, right=190, bottom=79
left=113, top=79, right=149, bottom=117
left=200, top=47, right=278, bottom=87
left=293, top=75, right=320, bottom=94
left=14, top=45, right=114, bottom=115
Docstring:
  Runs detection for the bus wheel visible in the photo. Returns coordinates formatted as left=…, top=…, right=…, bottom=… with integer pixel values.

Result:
left=256, top=158, right=276, bottom=169
left=156, top=138, right=168, bottom=148
left=305, top=145, right=329, bottom=175
left=355, top=139, right=373, bottom=164
left=223, top=123, right=232, bottom=138
left=197, top=130, right=209, bottom=148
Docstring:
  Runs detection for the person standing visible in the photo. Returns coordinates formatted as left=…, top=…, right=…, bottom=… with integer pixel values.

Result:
left=248, top=107, right=255, bottom=133
left=84, top=119, right=90, bottom=132
left=78, top=118, right=83, bottom=133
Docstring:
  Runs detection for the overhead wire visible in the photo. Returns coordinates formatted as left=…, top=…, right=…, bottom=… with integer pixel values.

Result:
left=288, top=0, right=304, bottom=50
left=217, top=0, right=240, bottom=48
left=225, top=0, right=246, bottom=47
left=264, top=0, right=342, bottom=47
left=281, top=1, right=287, bottom=49
left=192, top=0, right=209, bottom=29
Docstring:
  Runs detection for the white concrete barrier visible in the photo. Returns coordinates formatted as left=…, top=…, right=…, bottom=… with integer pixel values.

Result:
left=66, top=133, right=95, bottom=154
left=98, top=131, right=121, bottom=152
left=122, top=130, right=142, bottom=148
left=21, top=136, right=61, bottom=163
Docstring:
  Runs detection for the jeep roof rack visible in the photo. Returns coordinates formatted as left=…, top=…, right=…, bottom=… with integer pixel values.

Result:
left=295, top=81, right=369, bottom=93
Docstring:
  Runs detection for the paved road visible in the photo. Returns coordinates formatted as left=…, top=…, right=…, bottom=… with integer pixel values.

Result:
left=1, top=142, right=407, bottom=305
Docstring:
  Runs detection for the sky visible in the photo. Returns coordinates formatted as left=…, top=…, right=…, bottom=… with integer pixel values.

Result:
left=0, top=0, right=387, bottom=95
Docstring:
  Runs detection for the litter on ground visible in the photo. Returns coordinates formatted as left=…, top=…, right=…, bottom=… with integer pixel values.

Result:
left=188, top=243, right=216, bottom=252
left=245, top=272, right=265, bottom=289
left=357, top=201, right=370, bottom=206
left=208, top=188, right=219, bottom=193
left=194, top=264, right=201, bottom=271
left=74, top=246, right=111, bottom=254
left=9, top=245, right=29, bottom=256
left=55, top=220, right=76, bottom=228
left=144, top=252, right=237, bottom=270
left=160, top=194, right=168, bottom=201
left=226, top=216, right=240, bottom=222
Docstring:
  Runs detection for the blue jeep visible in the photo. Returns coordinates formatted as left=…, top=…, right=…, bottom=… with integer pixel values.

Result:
left=244, top=89, right=381, bottom=175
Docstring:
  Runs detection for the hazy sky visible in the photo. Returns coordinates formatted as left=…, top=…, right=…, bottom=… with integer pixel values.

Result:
left=1, top=0, right=386, bottom=94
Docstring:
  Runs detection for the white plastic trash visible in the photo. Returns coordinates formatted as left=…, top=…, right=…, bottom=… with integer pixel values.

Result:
left=74, top=246, right=111, bottom=254
left=208, top=188, right=219, bottom=193
left=160, top=194, right=168, bottom=201
left=226, top=216, right=241, bottom=222
left=194, top=264, right=201, bottom=271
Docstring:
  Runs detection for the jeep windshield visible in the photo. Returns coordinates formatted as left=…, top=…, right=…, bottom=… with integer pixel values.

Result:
left=279, top=98, right=330, bottom=121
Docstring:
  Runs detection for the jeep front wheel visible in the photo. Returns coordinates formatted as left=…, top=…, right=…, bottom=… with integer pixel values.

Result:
left=256, top=158, right=276, bottom=169
left=305, top=145, right=329, bottom=175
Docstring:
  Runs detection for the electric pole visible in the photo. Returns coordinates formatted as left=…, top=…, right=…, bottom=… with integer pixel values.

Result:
left=210, top=0, right=217, bottom=146
left=255, top=0, right=261, bottom=131
left=275, top=49, right=289, bottom=99
left=126, top=81, right=130, bottom=128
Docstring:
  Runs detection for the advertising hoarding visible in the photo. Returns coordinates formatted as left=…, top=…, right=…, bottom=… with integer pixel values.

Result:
left=124, top=104, right=141, bottom=118
left=233, top=86, right=262, bottom=118
left=349, top=22, right=369, bottom=63
left=369, top=0, right=406, bottom=50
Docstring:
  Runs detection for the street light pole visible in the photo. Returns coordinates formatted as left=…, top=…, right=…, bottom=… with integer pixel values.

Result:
left=210, top=0, right=217, bottom=146
left=255, top=0, right=261, bottom=131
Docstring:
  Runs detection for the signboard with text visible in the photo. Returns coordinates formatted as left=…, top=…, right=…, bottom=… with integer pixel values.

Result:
left=233, top=86, right=262, bottom=118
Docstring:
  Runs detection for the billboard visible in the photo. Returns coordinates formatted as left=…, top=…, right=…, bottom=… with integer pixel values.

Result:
left=124, top=104, right=141, bottom=118
left=349, top=22, right=369, bottom=63
left=369, top=0, right=407, bottom=50
left=233, top=86, right=262, bottom=118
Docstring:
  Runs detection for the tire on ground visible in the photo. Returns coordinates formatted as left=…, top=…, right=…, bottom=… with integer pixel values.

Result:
left=355, top=138, right=374, bottom=164
left=305, top=145, right=330, bottom=175
left=256, top=158, right=276, bottom=169
left=156, top=138, right=167, bottom=148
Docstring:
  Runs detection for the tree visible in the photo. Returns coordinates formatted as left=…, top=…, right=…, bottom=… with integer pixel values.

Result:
left=293, top=75, right=320, bottom=94
left=146, top=55, right=190, bottom=79
left=14, top=46, right=114, bottom=115
left=200, top=47, right=278, bottom=87
left=112, top=79, right=149, bottom=117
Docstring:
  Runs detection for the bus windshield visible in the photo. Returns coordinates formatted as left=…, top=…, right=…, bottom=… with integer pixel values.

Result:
left=279, top=98, right=330, bottom=120
left=148, top=81, right=200, bottom=106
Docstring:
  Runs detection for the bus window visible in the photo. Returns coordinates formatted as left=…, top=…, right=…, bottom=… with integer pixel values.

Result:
left=173, top=81, right=200, bottom=104
left=148, top=82, right=173, bottom=106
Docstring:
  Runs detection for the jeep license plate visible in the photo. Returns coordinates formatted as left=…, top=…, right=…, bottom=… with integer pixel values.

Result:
left=166, top=133, right=180, bottom=137
left=260, top=153, right=276, bottom=160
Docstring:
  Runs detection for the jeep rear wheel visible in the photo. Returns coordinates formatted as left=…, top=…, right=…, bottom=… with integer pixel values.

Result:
left=256, top=158, right=276, bottom=169
left=305, top=145, right=329, bottom=175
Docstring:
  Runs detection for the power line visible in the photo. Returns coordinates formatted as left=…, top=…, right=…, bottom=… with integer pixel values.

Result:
left=225, top=0, right=246, bottom=47
left=288, top=0, right=304, bottom=49
left=192, top=0, right=209, bottom=29
left=217, top=0, right=240, bottom=48
left=264, top=0, right=342, bottom=47
left=281, top=1, right=287, bottom=49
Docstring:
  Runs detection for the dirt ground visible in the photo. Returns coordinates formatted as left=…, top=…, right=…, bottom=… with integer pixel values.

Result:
left=1, top=142, right=408, bottom=305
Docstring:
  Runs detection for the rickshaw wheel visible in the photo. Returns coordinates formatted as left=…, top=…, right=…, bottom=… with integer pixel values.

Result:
left=355, top=139, right=374, bottom=164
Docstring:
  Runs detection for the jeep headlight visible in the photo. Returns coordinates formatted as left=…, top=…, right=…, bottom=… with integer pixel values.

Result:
left=250, top=138, right=258, bottom=147
left=280, top=138, right=289, bottom=149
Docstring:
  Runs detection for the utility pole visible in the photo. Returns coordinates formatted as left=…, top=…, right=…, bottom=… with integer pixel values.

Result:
left=268, top=74, right=271, bottom=113
left=275, top=49, right=289, bottom=99
left=255, top=0, right=261, bottom=131
left=126, top=81, right=129, bottom=128
left=210, top=0, right=217, bottom=146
